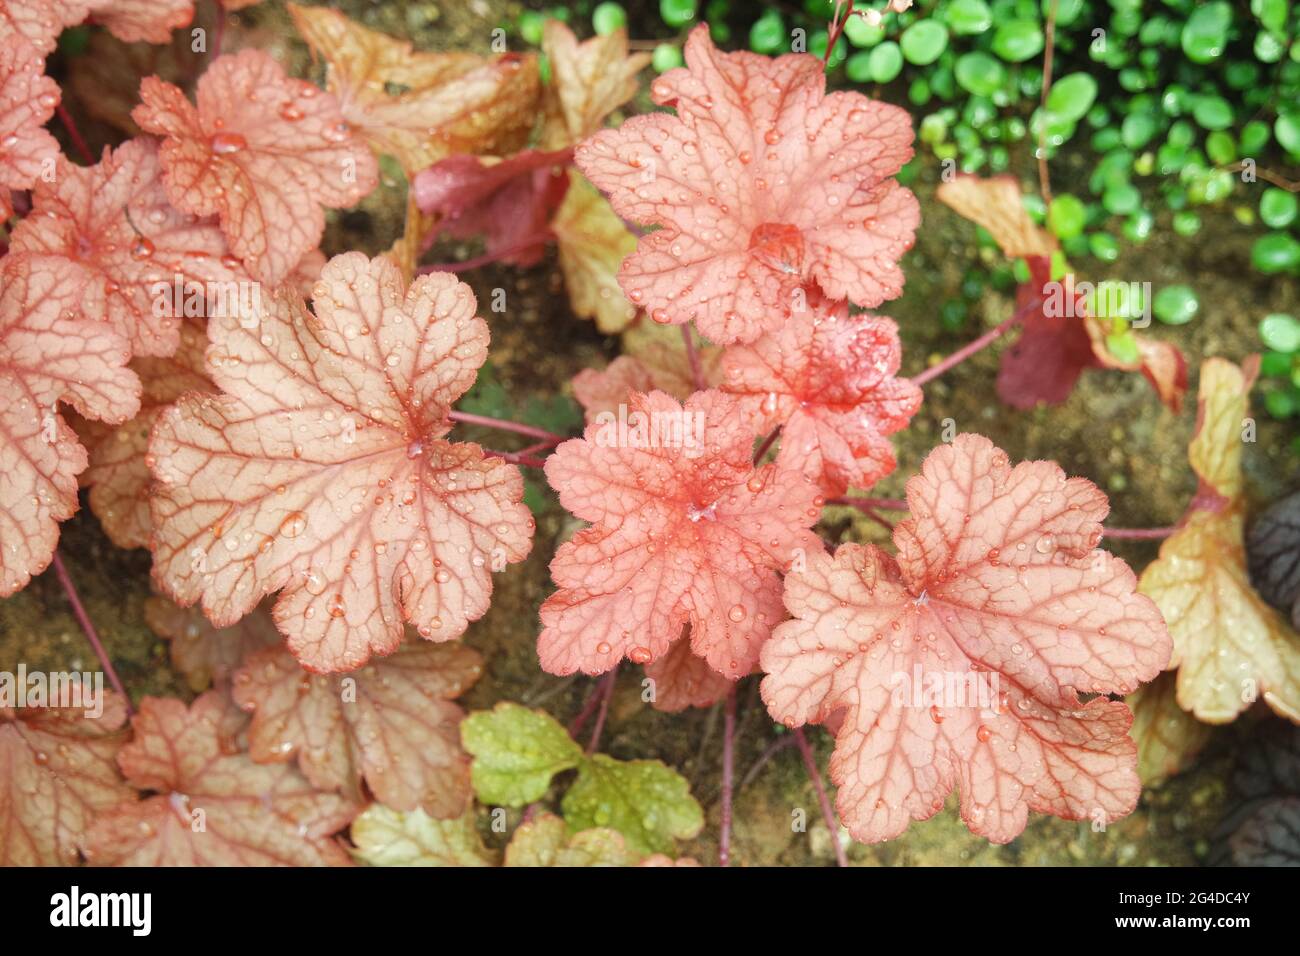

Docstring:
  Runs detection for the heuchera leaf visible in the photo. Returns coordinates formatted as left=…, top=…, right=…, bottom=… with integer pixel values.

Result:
left=460, top=703, right=704, bottom=855
left=934, top=175, right=1056, bottom=258
left=571, top=321, right=723, bottom=422
left=551, top=173, right=639, bottom=333
left=349, top=804, right=494, bottom=866
left=0, top=688, right=131, bottom=865
left=91, top=0, right=195, bottom=44
left=144, top=594, right=280, bottom=692
left=540, top=389, right=823, bottom=678
left=644, top=637, right=732, bottom=713
left=459, top=702, right=583, bottom=806
left=12, top=139, right=249, bottom=358
left=287, top=3, right=539, bottom=175
left=1217, top=721, right=1300, bottom=865
left=132, top=48, right=379, bottom=285
left=559, top=754, right=704, bottom=856
left=574, top=24, right=918, bottom=344
left=1126, top=671, right=1212, bottom=788
left=232, top=637, right=481, bottom=817
left=761, top=433, right=1170, bottom=844
left=0, top=0, right=95, bottom=55
left=721, top=291, right=922, bottom=495
left=1247, top=489, right=1300, bottom=629
left=936, top=178, right=1186, bottom=413
left=0, top=34, right=60, bottom=222
left=997, top=257, right=1096, bottom=409
left=77, top=321, right=212, bottom=549
left=412, top=149, right=571, bottom=268
left=82, top=691, right=356, bottom=865
left=0, top=253, right=141, bottom=596
left=1140, top=357, right=1300, bottom=723
left=147, top=252, right=534, bottom=673
left=538, top=20, right=650, bottom=150
left=503, top=811, right=639, bottom=867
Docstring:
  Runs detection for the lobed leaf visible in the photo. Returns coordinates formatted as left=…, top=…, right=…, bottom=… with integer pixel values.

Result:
left=560, top=754, right=704, bottom=856
left=721, top=291, right=921, bottom=495
left=540, top=389, right=822, bottom=678
left=133, top=49, right=378, bottom=284
left=503, top=811, right=639, bottom=867
left=83, top=692, right=356, bottom=865
left=538, top=20, right=650, bottom=150
left=1140, top=357, right=1300, bottom=723
left=0, top=688, right=131, bottom=865
left=232, top=637, right=482, bottom=816
left=288, top=3, right=538, bottom=175
left=0, top=253, right=141, bottom=596
left=574, top=24, right=917, bottom=344
left=349, top=805, right=495, bottom=867
left=0, top=34, right=60, bottom=221
left=145, top=594, right=281, bottom=692
left=147, top=252, right=534, bottom=672
left=761, top=434, right=1169, bottom=843
left=460, top=702, right=583, bottom=806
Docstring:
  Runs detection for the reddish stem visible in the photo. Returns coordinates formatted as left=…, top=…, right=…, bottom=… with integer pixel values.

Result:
left=55, top=103, right=94, bottom=166
left=719, top=684, right=737, bottom=867
left=681, top=325, right=707, bottom=392
left=569, top=668, right=615, bottom=739
left=910, top=299, right=1036, bottom=388
left=212, top=0, right=225, bottom=58
left=417, top=234, right=553, bottom=275
left=448, top=409, right=567, bottom=445
left=793, top=728, right=847, bottom=868
left=1101, top=526, right=1179, bottom=540
left=584, top=669, right=617, bottom=755
left=50, top=553, right=133, bottom=715
left=823, top=0, right=856, bottom=66
left=753, top=427, right=781, bottom=465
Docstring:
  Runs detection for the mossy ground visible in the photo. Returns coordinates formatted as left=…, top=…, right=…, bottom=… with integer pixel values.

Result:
left=3, top=0, right=1295, bottom=866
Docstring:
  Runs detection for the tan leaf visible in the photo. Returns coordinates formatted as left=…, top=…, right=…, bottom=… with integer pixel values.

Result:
left=552, top=173, right=639, bottom=333
left=539, top=20, right=650, bottom=150
left=0, top=689, right=132, bottom=865
left=934, top=174, right=1056, bottom=259
left=232, top=637, right=481, bottom=816
left=144, top=594, right=281, bottom=692
left=1127, top=671, right=1212, bottom=787
left=1140, top=356, right=1300, bottom=724
left=288, top=2, right=540, bottom=174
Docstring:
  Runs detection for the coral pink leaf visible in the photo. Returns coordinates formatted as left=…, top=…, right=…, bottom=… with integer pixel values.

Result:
left=412, top=150, right=571, bottom=268
left=144, top=594, right=281, bottom=692
left=722, top=292, right=921, bottom=495
left=132, top=49, right=378, bottom=284
left=78, top=321, right=213, bottom=549
left=91, top=0, right=195, bottom=44
left=231, top=636, right=481, bottom=816
left=0, top=253, right=141, bottom=596
left=0, top=1, right=95, bottom=56
left=12, top=138, right=252, bottom=358
left=0, top=34, right=60, bottom=220
left=540, top=389, right=822, bottom=678
left=760, top=434, right=1170, bottom=844
left=644, top=637, right=733, bottom=713
left=574, top=24, right=917, bottom=344
left=82, top=692, right=356, bottom=865
left=148, top=253, right=533, bottom=673
left=0, top=688, right=131, bottom=865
